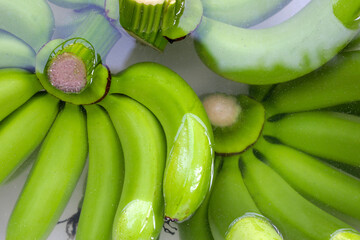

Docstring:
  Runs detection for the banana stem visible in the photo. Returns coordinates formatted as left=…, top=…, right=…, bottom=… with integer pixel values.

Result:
left=68, top=11, right=121, bottom=58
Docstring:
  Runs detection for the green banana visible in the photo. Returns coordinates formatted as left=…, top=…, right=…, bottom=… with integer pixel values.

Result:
left=6, top=103, right=87, bottom=240
left=240, top=149, right=360, bottom=240
left=203, top=93, right=265, bottom=154
left=0, top=0, right=54, bottom=52
left=255, top=137, right=360, bottom=227
left=109, top=62, right=214, bottom=222
left=178, top=155, right=223, bottom=240
left=0, top=69, right=42, bottom=122
left=263, top=111, right=360, bottom=167
left=0, top=93, right=59, bottom=185
left=263, top=51, right=360, bottom=117
left=194, top=0, right=360, bottom=84
left=76, top=104, right=124, bottom=240
left=99, top=95, right=166, bottom=240
left=201, top=0, right=290, bottom=27
left=0, top=31, right=35, bottom=70
left=209, top=155, right=282, bottom=240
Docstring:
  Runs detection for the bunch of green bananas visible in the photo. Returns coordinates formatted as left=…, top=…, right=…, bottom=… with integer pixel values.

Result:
left=1, top=30, right=213, bottom=239
left=178, top=45, right=360, bottom=240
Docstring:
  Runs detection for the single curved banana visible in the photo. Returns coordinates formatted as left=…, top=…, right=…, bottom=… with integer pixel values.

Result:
left=240, top=149, right=360, bottom=240
left=109, top=62, right=214, bottom=222
left=0, top=93, right=59, bottom=185
left=201, top=0, right=290, bottom=27
left=209, top=155, right=282, bottom=240
left=6, top=103, right=87, bottom=240
left=263, top=111, right=360, bottom=167
left=194, top=0, right=360, bottom=84
left=0, top=0, right=54, bottom=52
left=178, top=155, right=223, bottom=240
left=255, top=137, right=360, bottom=227
left=99, top=95, right=166, bottom=240
left=0, top=69, right=42, bottom=122
left=76, top=104, right=125, bottom=240
left=0, top=31, right=35, bottom=70
left=263, top=51, right=360, bottom=117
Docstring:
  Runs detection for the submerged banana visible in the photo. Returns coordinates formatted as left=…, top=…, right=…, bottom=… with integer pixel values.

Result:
left=0, top=31, right=35, bottom=70
left=240, top=150, right=360, bottom=240
left=76, top=104, right=124, bottom=240
left=6, top=104, right=87, bottom=240
left=263, top=111, right=360, bottom=167
left=0, top=0, right=54, bottom=52
left=202, top=0, right=290, bottom=27
left=109, top=62, right=214, bottom=222
left=209, top=155, right=282, bottom=240
left=263, top=51, right=360, bottom=117
left=255, top=137, right=360, bottom=227
left=0, top=69, right=42, bottom=122
left=100, top=95, right=166, bottom=240
left=194, top=0, right=360, bottom=84
left=0, top=93, right=59, bottom=185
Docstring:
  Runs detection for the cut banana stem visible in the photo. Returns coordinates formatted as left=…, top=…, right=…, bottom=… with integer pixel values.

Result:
left=0, top=0, right=54, bottom=52
left=240, top=150, right=360, bottom=240
left=208, top=155, right=282, bottom=240
left=162, top=0, right=203, bottom=40
left=6, top=103, right=87, bottom=240
left=201, top=0, right=290, bottom=27
left=119, top=0, right=168, bottom=50
left=203, top=94, right=265, bottom=154
left=0, top=93, right=59, bottom=185
left=36, top=38, right=111, bottom=105
left=255, top=137, right=360, bottom=227
left=109, top=62, right=214, bottom=222
left=68, top=11, right=121, bottom=58
left=178, top=155, right=223, bottom=240
left=76, top=105, right=125, bottom=240
left=264, top=51, right=360, bottom=117
left=0, top=69, right=42, bottom=122
left=263, top=111, right=360, bottom=167
left=100, top=95, right=166, bottom=240
left=0, top=31, right=35, bottom=70
left=194, top=0, right=360, bottom=84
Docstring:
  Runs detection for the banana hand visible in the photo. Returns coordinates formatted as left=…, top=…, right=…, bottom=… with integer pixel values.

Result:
left=100, top=95, right=166, bottom=240
left=109, top=62, right=214, bottom=222
left=6, top=103, right=87, bottom=240
left=76, top=104, right=125, bottom=240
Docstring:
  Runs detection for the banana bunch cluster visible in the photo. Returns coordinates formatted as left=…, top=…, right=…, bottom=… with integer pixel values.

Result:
left=178, top=46, right=360, bottom=240
left=1, top=35, right=213, bottom=239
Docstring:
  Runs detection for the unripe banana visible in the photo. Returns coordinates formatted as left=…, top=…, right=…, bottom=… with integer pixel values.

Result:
left=0, top=31, right=35, bottom=70
left=255, top=137, right=360, bottom=227
left=209, top=155, right=282, bottom=240
left=249, top=85, right=274, bottom=102
left=76, top=104, right=124, bottom=240
left=99, top=95, right=166, bottom=240
left=240, top=149, right=360, bottom=240
left=178, top=155, right=223, bottom=240
left=263, top=51, right=360, bottom=117
left=194, top=0, right=360, bottom=84
left=0, top=93, right=59, bottom=185
left=263, top=111, right=360, bottom=167
left=201, top=0, right=290, bottom=27
left=109, top=62, right=214, bottom=222
left=0, top=69, right=42, bottom=122
left=6, top=103, right=87, bottom=240
left=0, top=0, right=54, bottom=52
